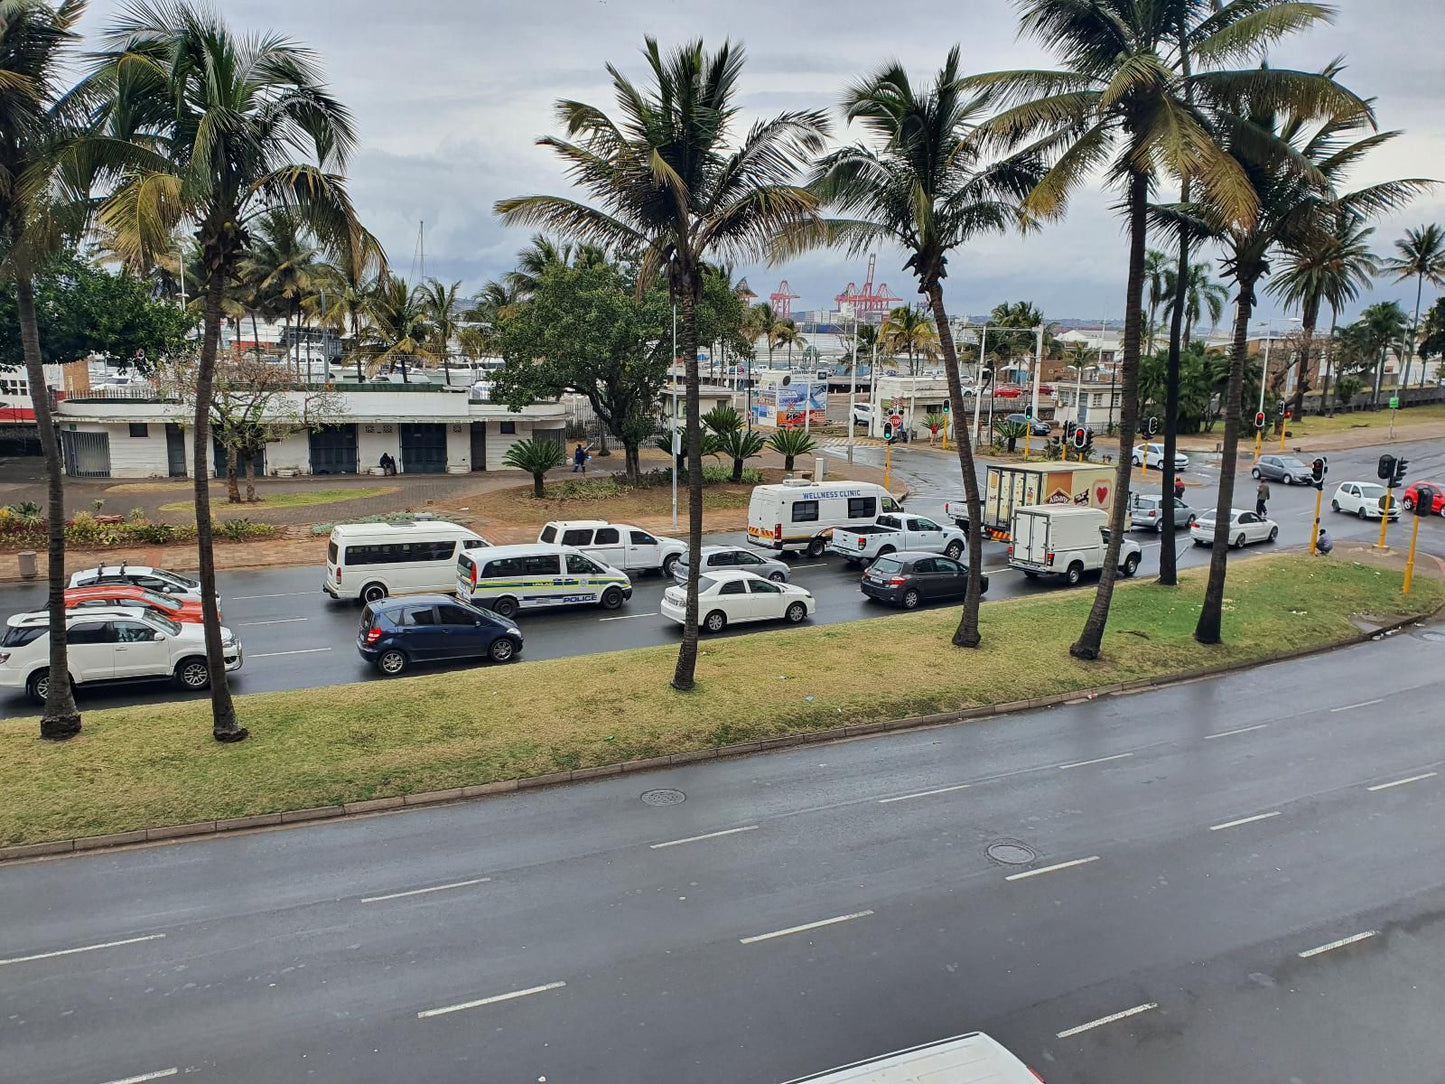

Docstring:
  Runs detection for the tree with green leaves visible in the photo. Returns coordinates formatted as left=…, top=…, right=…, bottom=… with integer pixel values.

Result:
left=703, top=403, right=764, bottom=482
left=1420, top=296, right=1445, bottom=368
left=355, top=276, right=434, bottom=379
left=879, top=306, right=939, bottom=375
left=1163, top=260, right=1229, bottom=350
left=765, top=426, right=817, bottom=471
left=1352, top=299, right=1411, bottom=405
left=238, top=208, right=320, bottom=374
left=790, top=48, right=1040, bottom=650
left=87, top=0, right=367, bottom=741
left=1143, top=249, right=1171, bottom=353
left=1380, top=224, right=1445, bottom=388
left=502, top=438, right=566, bottom=498
left=417, top=277, right=465, bottom=384
left=496, top=37, right=827, bottom=692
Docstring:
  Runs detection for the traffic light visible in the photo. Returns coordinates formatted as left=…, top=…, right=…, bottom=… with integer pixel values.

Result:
left=1142, top=416, right=1159, bottom=438
left=1393, top=456, right=1409, bottom=487
left=1284, top=409, right=1292, bottom=420
left=1378, top=454, right=1397, bottom=481
left=882, top=420, right=894, bottom=442
left=1310, top=456, right=1327, bottom=486
left=1072, top=426, right=1088, bottom=449
left=942, top=399, right=950, bottom=414
left=1412, top=484, right=1439, bottom=517
left=1254, top=411, right=1267, bottom=430
left=1275, top=400, right=1286, bottom=418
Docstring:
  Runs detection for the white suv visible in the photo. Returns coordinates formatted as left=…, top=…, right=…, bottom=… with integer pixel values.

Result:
left=0, top=608, right=243, bottom=703
left=537, top=520, right=686, bottom=576
left=68, top=564, right=203, bottom=599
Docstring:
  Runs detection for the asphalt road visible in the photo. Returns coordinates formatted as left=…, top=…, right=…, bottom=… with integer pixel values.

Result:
left=3, top=626, right=1443, bottom=1082
left=0, top=435, right=1441, bottom=719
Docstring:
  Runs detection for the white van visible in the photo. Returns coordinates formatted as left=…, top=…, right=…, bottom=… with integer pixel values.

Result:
left=1007, top=505, right=1142, bottom=585
left=747, top=479, right=902, bottom=558
left=455, top=543, right=632, bottom=619
left=325, top=521, right=491, bottom=603
left=538, top=520, right=686, bottom=575
left=780, top=1032, right=1043, bottom=1083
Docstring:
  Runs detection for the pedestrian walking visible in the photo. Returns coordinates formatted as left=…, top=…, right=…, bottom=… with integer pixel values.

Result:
left=1173, top=476, right=1186, bottom=500
left=1255, top=479, right=1270, bottom=516
left=573, top=443, right=588, bottom=473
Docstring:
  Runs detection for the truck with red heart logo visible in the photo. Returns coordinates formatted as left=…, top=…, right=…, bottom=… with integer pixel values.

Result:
left=945, top=464, right=1127, bottom=542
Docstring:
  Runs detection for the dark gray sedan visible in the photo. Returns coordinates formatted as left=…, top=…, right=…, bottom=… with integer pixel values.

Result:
left=1252, top=454, right=1313, bottom=485
left=860, top=551, right=989, bottom=609
left=674, top=545, right=790, bottom=584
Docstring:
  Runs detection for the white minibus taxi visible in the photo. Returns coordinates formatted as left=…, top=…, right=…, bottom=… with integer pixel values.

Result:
left=781, top=1032, right=1043, bottom=1083
left=455, top=543, right=632, bottom=619
left=325, top=521, right=490, bottom=604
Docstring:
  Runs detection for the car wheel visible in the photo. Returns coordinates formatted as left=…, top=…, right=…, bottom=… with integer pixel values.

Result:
left=1283, top=475, right=1294, bottom=485
left=1023, top=570, right=1039, bottom=579
left=1251, top=468, right=1262, bottom=479
left=1331, top=499, right=1340, bottom=512
left=488, top=638, right=517, bottom=663
left=768, top=570, right=787, bottom=582
left=704, top=609, right=727, bottom=633
left=902, top=588, right=921, bottom=609
left=1155, top=519, right=1166, bottom=533
left=490, top=596, right=519, bottom=619
left=1065, top=562, right=1084, bottom=586
left=1122, top=553, right=1140, bottom=577
left=1402, top=495, right=1415, bottom=511
left=600, top=586, right=624, bottom=610
left=1234, top=533, right=1247, bottom=549
left=980, top=575, right=990, bottom=594
left=1268, top=526, right=1278, bottom=542
left=26, top=668, right=50, bottom=704
left=806, top=537, right=827, bottom=559
left=377, top=649, right=407, bottom=676
left=785, top=601, right=808, bottom=624
left=361, top=582, right=387, bottom=605
left=1193, top=538, right=1206, bottom=546
left=877, top=546, right=896, bottom=558
left=175, top=657, right=211, bottom=690
left=1356, top=506, right=1366, bottom=519
left=944, top=540, right=964, bottom=559
left=660, top=554, right=679, bottom=578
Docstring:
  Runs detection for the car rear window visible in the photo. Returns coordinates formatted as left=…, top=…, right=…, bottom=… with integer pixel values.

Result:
left=561, top=529, right=592, bottom=546
left=328, top=540, right=339, bottom=564
left=0, top=625, right=44, bottom=648
left=540, top=525, right=557, bottom=543
left=871, top=557, right=902, bottom=575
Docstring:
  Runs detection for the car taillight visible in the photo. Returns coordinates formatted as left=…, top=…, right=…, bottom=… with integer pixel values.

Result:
left=364, top=627, right=382, bottom=645
left=1047, top=551, right=1055, bottom=565
left=1006, top=544, right=1013, bottom=556
left=336, top=567, right=341, bottom=584
left=774, top=523, right=782, bottom=541
left=470, top=562, right=477, bottom=587
left=888, top=577, right=906, bottom=586
left=1030, top=1069, right=1046, bottom=1083
left=857, top=537, right=866, bottom=549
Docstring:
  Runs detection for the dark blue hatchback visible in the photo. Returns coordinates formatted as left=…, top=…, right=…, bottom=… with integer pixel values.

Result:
left=358, top=594, right=523, bottom=676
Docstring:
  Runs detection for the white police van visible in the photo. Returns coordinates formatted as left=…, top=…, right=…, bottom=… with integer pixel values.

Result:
left=455, top=543, right=632, bottom=619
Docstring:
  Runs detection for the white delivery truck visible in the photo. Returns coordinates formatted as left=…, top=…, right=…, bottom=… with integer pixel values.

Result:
left=946, top=463, right=1122, bottom=541
left=747, top=479, right=903, bottom=558
left=1006, top=505, right=1142, bottom=585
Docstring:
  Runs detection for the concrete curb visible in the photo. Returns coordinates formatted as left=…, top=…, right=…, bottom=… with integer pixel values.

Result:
left=3, top=605, right=1437, bottom=864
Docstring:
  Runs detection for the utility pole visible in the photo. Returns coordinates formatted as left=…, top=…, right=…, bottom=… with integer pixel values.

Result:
left=846, top=314, right=859, bottom=461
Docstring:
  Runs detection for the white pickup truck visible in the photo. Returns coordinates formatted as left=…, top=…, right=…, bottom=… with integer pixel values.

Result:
left=829, top=513, right=967, bottom=566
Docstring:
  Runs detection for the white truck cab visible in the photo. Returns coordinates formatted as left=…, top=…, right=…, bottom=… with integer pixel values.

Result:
left=538, top=520, right=686, bottom=576
left=1007, top=505, right=1142, bottom=585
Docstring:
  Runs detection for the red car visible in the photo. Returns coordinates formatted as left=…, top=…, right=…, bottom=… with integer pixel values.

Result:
left=992, top=385, right=1023, bottom=398
left=64, top=584, right=208, bottom=623
left=1402, top=482, right=1445, bottom=515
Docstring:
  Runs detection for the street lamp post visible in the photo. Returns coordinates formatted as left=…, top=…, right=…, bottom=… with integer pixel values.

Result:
left=846, top=314, right=859, bottom=461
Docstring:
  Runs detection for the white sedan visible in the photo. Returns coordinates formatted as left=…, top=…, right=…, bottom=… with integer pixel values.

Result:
left=661, top=569, right=815, bottom=634
left=1132, top=442, right=1190, bottom=470
left=1331, top=481, right=1399, bottom=520
left=1190, top=508, right=1279, bottom=548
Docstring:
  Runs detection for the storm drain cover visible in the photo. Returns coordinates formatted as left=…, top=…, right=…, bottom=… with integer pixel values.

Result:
left=987, top=841, right=1037, bottom=866
left=641, top=788, right=687, bottom=807
left=1421, top=631, right=1445, bottom=643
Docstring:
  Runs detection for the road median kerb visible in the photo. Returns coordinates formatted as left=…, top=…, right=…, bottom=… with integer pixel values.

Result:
left=2, top=602, right=1437, bottom=865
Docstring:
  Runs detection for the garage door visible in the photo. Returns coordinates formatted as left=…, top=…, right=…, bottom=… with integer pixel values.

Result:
left=469, top=422, right=486, bottom=472
left=533, top=426, right=565, bottom=449
left=309, top=425, right=358, bottom=474
left=399, top=423, right=447, bottom=473
left=61, top=430, right=111, bottom=478
left=213, top=439, right=264, bottom=479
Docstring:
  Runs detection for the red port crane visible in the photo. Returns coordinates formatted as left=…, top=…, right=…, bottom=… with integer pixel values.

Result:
left=769, top=280, right=800, bottom=318
left=835, top=254, right=900, bottom=319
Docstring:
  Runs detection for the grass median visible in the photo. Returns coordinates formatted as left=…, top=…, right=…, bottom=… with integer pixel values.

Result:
left=1, top=553, right=1438, bottom=848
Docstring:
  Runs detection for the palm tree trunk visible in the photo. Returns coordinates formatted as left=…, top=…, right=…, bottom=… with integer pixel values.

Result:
left=16, top=277, right=81, bottom=740
left=1405, top=272, right=1424, bottom=390
left=250, top=311, right=261, bottom=360
left=1290, top=293, right=1320, bottom=424
left=1071, top=170, right=1147, bottom=660
left=1195, top=275, right=1257, bottom=645
left=672, top=281, right=705, bottom=691
left=1320, top=308, right=1338, bottom=414
left=532, top=470, right=545, bottom=498
left=926, top=279, right=983, bottom=649
left=196, top=263, right=245, bottom=742
left=1158, top=179, right=1191, bottom=587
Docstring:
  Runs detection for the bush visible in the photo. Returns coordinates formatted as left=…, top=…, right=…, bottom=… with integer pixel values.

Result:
left=5, top=501, right=42, bottom=522
left=216, top=519, right=277, bottom=542
left=126, top=507, right=147, bottom=523
left=66, top=511, right=116, bottom=547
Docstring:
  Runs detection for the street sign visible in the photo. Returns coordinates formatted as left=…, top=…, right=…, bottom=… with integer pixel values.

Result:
left=1389, top=396, right=1400, bottom=409
left=888, top=413, right=903, bottom=428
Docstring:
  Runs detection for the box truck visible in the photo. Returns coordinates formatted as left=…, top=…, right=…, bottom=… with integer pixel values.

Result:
left=945, top=464, right=1123, bottom=542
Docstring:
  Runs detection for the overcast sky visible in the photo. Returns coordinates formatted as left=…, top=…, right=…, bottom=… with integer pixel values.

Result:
left=78, top=0, right=1445, bottom=330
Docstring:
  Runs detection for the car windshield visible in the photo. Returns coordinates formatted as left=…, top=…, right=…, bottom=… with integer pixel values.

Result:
left=141, top=589, right=181, bottom=610
left=1359, top=484, right=1385, bottom=498
left=1280, top=458, right=1308, bottom=470
left=144, top=612, right=182, bottom=636
left=871, top=557, right=902, bottom=574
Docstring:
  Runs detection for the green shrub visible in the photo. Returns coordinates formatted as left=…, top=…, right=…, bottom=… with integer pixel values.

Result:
left=216, top=518, right=276, bottom=542
left=126, top=507, right=147, bottom=523
left=5, top=501, right=42, bottom=522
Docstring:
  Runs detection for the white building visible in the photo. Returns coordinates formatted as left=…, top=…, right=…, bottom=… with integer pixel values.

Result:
left=53, top=381, right=568, bottom=480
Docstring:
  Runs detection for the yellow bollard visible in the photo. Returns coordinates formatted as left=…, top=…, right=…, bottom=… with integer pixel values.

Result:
left=884, top=440, right=892, bottom=491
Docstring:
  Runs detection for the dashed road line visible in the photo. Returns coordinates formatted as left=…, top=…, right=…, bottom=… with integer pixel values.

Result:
left=361, top=877, right=491, bottom=903
left=237, top=617, right=309, bottom=626
left=1204, top=723, right=1269, bottom=740
left=1298, top=931, right=1376, bottom=958
left=739, top=910, right=875, bottom=945
left=1006, top=856, right=1100, bottom=882
left=250, top=647, right=333, bottom=659
left=599, top=611, right=659, bottom=622
left=1367, top=772, right=1437, bottom=792
left=650, top=825, right=758, bottom=849
left=228, top=591, right=314, bottom=600
left=0, top=932, right=165, bottom=967
left=1331, top=698, right=1383, bottom=713
left=417, top=980, right=567, bottom=1019
left=1210, top=811, right=1282, bottom=832
left=878, top=783, right=971, bottom=804
left=97, top=1070, right=178, bottom=1084
left=1056, top=1002, right=1158, bottom=1039
left=1057, top=752, right=1134, bottom=770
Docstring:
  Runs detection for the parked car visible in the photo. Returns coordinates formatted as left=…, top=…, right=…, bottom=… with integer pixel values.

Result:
left=830, top=513, right=966, bottom=565
left=675, top=546, right=789, bottom=584
left=0, top=606, right=241, bottom=703
left=1005, top=413, right=1051, bottom=436
left=992, top=385, right=1023, bottom=398
left=1127, top=493, right=1196, bottom=531
left=1401, top=481, right=1445, bottom=515
left=860, top=552, right=989, bottom=609
left=1191, top=508, right=1279, bottom=548
left=357, top=594, right=522, bottom=676
left=1132, top=442, right=1190, bottom=471
left=1331, top=481, right=1399, bottom=520
left=68, top=564, right=203, bottom=599
left=64, top=584, right=205, bottom=623
left=1252, top=454, right=1313, bottom=485
left=538, top=520, right=686, bottom=575
left=851, top=402, right=875, bottom=427
left=1007, top=506, right=1142, bottom=584
left=660, top=569, right=815, bottom=633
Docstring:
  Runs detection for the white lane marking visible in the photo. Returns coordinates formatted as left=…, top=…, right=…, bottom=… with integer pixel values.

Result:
left=739, top=910, right=875, bottom=944
left=417, top=980, right=567, bottom=1019
left=228, top=591, right=314, bottom=600
left=1056, top=1002, right=1158, bottom=1039
left=1057, top=752, right=1134, bottom=770
left=1331, top=698, right=1384, bottom=713
left=1367, top=771, right=1438, bottom=792
left=361, top=877, right=491, bottom=903
left=1298, top=931, right=1377, bottom=958
left=650, top=825, right=758, bottom=849
left=878, top=783, right=972, bottom=804
left=1210, top=811, right=1282, bottom=832
left=98, top=1070, right=178, bottom=1084
left=1006, top=856, right=1100, bottom=882
left=1204, top=723, right=1269, bottom=740
left=237, top=617, right=309, bottom=626
left=250, top=647, right=333, bottom=659
left=0, top=932, right=165, bottom=967
left=599, top=611, right=659, bottom=622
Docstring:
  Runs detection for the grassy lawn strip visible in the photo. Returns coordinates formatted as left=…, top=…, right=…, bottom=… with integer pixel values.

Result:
left=1287, top=402, right=1445, bottom=437
left=0, top=555, right=1437, bottom=847
left=158, top=487, right=396, bottom=515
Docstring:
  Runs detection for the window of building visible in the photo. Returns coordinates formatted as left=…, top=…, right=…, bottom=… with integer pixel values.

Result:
left=128, top=423, right=149, bottom=438
left=1093, top=392, right=1105, bottom=407
left=500, top=421, right=516, bottom=434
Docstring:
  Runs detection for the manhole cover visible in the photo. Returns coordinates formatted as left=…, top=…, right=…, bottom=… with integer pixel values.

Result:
left=987, top=842, right=1037, bottom=865
left=640, top=788, right=686, bottom=807
left=1420, top=630, right=1445, bottom=642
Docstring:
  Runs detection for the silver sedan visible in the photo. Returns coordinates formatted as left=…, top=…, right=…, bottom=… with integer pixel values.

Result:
left=674, top=545, right=791, bottom=584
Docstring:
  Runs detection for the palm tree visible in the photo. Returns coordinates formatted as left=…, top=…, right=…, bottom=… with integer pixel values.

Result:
left=356, top=275, right=435, bottom=377
left=88, top=0, right=365, bottom=740
left=314, top=225, right=386, bottom=379
left=418, top=277, right=464, bottom=383
left=0, top=0, right=86, bottom=740
left=1164, top=261, right=1229, bottom=349
left=766, top=426, right=817, bottom=471
left=504, top=233, right=608, bottom=298
left=788, top=49, right=1042, bottom=649
left=774, top=319, right=803, bottom=365
left=972, top=0, right=1348, bottom=660
left=1380, top=224, right=1445, bottom=388
left=502, top=438, right=567, bottom=498
left=1353, top=300, right=1410, bottom=404
left=238, top=209, right=321, bottom=374
left=1143, top=248, right=1171, bottom=353
left=703, top=404, right=765, bottom=482
left=879, top=306, right=940, bottom=375
left=497, top=37, right=827, bottom=692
